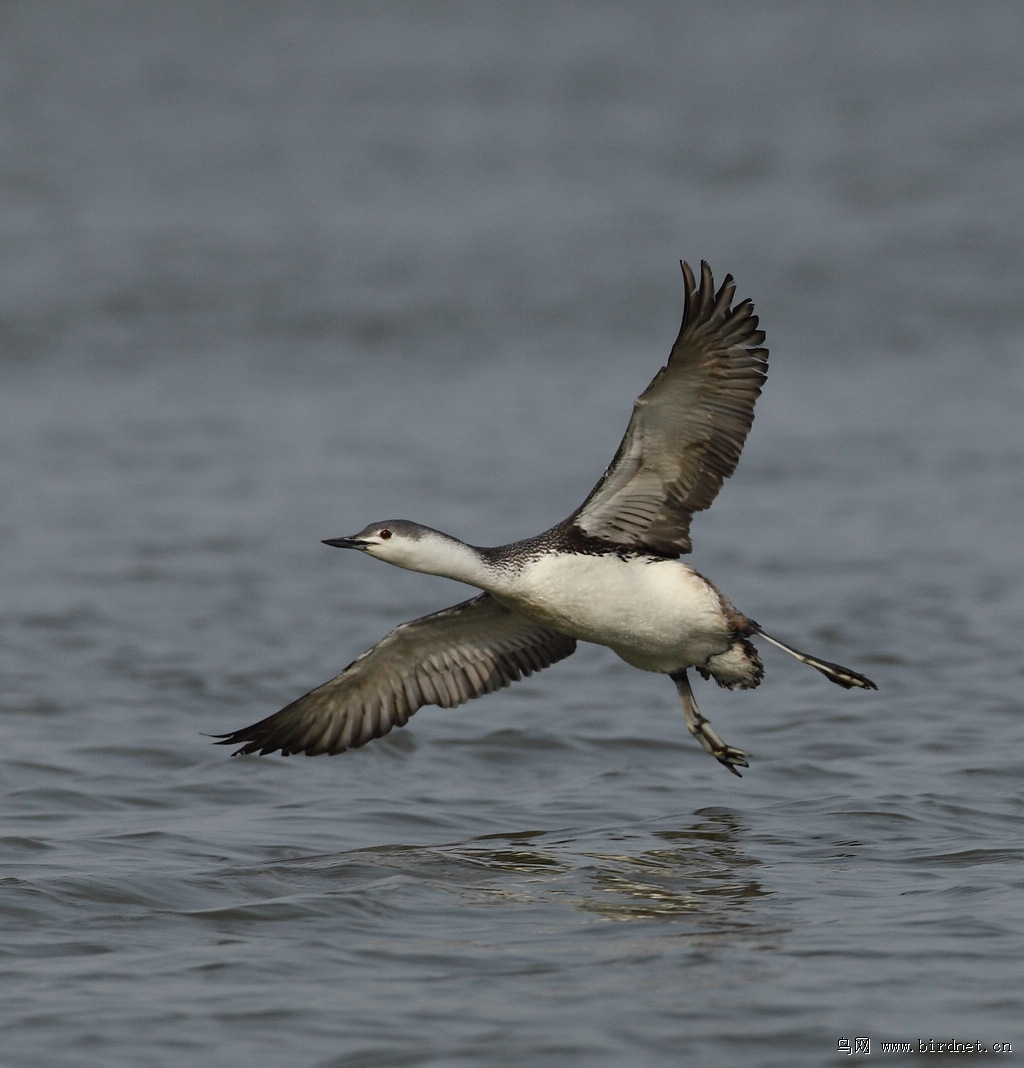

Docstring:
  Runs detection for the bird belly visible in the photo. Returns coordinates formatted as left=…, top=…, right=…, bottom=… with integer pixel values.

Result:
left=490, top=554, right=733, bottom=673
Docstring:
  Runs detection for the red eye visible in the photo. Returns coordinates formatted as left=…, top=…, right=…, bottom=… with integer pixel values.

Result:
left=379, top=529, right=392, bottom=540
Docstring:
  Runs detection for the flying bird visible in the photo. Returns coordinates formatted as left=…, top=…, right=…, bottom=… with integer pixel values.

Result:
left=217, top=262, right=876, bottom=774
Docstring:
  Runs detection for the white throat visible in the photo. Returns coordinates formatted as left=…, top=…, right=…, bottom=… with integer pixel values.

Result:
left=371, top=531, right=492, bottom=588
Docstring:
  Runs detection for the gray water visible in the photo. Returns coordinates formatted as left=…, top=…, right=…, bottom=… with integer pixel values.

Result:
left=2, top=4, right=1023, bottom=1066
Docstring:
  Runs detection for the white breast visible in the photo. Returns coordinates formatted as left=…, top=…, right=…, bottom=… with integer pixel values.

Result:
left=488, top=553, right=733, bottom=673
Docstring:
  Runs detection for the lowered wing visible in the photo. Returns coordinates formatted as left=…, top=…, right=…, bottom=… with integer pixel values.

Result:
left=214, top=594, right=577, bottom=756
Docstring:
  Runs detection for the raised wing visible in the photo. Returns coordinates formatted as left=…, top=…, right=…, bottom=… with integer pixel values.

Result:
left=569, top=261, right=768, bottom=555
left=214, top=594, right=576, bottom=756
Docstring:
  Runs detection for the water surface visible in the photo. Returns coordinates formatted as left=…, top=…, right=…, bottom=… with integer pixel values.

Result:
left=2, top=4, right=1022, bottom=1066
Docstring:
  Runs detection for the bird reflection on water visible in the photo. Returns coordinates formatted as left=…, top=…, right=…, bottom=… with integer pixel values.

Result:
left=269, top=810, right=770, bottom=934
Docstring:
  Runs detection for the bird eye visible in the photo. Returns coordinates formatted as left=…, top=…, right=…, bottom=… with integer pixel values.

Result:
left=379, top=529, right=392, bottom=540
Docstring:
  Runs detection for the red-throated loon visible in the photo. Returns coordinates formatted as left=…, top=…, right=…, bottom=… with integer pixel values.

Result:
left=216, top=262, right=876, bottom=775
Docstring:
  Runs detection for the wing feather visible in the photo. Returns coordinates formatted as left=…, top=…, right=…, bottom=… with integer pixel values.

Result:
left=570, top=261, right=768, bottom=555
left=214, top=594, right=577, bottom=756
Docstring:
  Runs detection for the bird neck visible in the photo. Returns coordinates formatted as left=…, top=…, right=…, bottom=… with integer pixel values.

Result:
left=391, top=532, right=494, bottom=589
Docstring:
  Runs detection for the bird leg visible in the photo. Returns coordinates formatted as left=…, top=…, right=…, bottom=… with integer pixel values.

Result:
left=671, top=670, right=748, bottom=777
left=754, top=630, right=877, bottom=690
